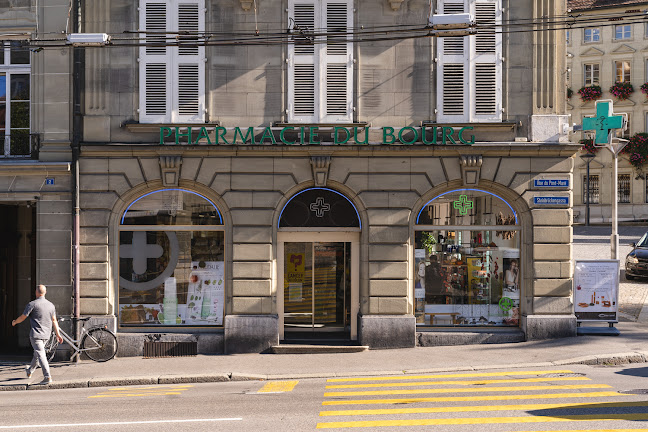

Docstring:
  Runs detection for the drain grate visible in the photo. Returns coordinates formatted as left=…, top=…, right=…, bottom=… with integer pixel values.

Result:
left=143, top=341, right=197, bottom=358
left=539, top=373, right=587, bottom=378
left=619, top=389, right=648, bottom=395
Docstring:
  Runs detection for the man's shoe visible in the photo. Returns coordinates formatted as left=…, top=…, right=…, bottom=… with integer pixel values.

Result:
left=38, top=377, right=52, bottom=385
left=25, top=367, right=32, bottom=379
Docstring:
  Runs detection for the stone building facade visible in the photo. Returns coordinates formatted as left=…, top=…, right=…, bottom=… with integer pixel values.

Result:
left=1, top=1, right=73, bottom=353
left=13, top=0, right=578, bottom=355
left=567, top=0, right=648, bottom=223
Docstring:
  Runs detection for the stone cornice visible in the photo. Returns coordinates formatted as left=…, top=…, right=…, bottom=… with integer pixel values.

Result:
left=0, top=161, right=70, bottom=176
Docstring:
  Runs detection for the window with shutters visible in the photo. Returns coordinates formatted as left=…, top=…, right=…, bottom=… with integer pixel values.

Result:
left=139, top=0, right=205, bottom=123
left=436, top=0, right=502, bottom=123
left=287, top=0, right=353, bottom=123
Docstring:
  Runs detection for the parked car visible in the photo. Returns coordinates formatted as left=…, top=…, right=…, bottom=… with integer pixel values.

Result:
left=626, top=232, right=648, bottom=280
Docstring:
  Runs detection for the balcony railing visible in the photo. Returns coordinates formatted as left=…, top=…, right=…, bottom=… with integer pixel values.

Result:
left=1, top=133, right=40, bottom=158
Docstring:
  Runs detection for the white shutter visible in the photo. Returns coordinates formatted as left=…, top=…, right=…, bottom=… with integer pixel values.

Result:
left=139, top=0, right=204, bottom=123
left=322, top=0, right=352, bottom=122
left=436, top=0, right=468, bottom=122
left=470, top=0, right=501, bottom=121
left=288, top=0, right=352, bottom=123
left=140, top=0, right=172, bottom=123
left=288, top=1, right=317, bottom=122
left=174, top=1, right=204, bottom=122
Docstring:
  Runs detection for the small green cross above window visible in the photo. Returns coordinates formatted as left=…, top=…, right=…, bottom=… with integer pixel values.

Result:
left=453, top=194, right=473, bottom=215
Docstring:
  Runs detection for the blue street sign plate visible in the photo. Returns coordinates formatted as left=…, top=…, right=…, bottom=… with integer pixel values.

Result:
left=534, top=179, right=569, bottom=188
left=534, top=196, right=569, bottom=205
left=45, top=178, right=55, bottom=185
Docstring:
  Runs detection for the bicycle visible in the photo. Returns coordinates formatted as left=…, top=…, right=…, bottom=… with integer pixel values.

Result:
left=45, top=316, right=118, bottom=362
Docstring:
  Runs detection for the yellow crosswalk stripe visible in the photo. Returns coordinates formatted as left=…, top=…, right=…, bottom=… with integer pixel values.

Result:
left=324, top=383, right=612, bottom=397
left=327, top=370, right=576, bottom=383
left=326, top=376, right=589, bottom=389
left=321, top=391, right=626, bottom=406
left=89, top=385, right=193, bottom=398
left=258, top=380, right=299, bottom=393
left=319, top=400, right=648, bottom=416
left=316, top=413, right=648, bottom=429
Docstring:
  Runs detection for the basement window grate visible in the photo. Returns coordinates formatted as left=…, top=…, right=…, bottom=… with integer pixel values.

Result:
left=143, top=341, right=197, bottom=358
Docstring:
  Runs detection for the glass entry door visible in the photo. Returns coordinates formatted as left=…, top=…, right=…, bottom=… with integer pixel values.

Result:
left=283, top=242, right=351, bottom=331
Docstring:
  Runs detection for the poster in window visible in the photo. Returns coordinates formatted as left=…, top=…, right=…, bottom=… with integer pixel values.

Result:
left=185, top=261, right=225, bottom=325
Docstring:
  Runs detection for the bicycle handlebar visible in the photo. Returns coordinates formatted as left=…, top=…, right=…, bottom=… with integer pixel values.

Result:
left=58, top=316, right=92, bottom=323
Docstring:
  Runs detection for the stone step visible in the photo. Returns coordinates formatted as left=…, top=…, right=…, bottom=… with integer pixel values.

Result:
left=268, top=344, right=369, bottom=354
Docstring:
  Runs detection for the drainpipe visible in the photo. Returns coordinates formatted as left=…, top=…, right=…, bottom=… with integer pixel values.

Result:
left=71, top=0, right=83, bottom=346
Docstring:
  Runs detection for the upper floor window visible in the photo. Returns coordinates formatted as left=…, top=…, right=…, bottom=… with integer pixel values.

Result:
left=0, top=42, right=31, bottom=157
left=584, top=28, right=600, bottom=43
left=139, top=0, right=205, bottom=123
left=584, top=63, right=599, bottom=86
left=615, top=60, right=631, bottom=83
left=436, top=0, right=502, bottom=123
left=287, top=0, right=353, bottom=123
left=615, top=24, right=631, bottom=40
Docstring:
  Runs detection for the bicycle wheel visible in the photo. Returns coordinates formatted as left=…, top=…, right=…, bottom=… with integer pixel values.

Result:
left=44, top=333, right=59, bottom=362
left=81, top=328, right=117, bottom=362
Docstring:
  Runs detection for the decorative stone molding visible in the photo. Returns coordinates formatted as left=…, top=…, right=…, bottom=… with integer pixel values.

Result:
left=460, top=155, right=482, bottom=186
left=310, top=155, right=331, bottom=187
left=239, top=0, right=254, bottom=11
left=389, top=0, right=405, bottom=10
left=159, top=155, right=183, bottom=187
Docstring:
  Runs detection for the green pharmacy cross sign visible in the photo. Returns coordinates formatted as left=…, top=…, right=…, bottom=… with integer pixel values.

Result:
left=582, top=100, right=625, bottom=145
left=453, top=195, right=473, bottom=215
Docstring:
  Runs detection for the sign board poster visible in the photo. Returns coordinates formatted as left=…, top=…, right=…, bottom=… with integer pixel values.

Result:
left=186, top=261, right=225, bottom=325
left=574, top=260, right=619, bottom=322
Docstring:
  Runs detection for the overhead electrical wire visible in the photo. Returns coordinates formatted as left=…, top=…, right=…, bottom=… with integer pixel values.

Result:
left=14, top=7, right=648, bottom=49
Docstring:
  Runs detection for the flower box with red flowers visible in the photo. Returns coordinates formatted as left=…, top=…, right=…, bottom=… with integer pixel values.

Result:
left=578, top=85, right=602, bottom=102
left=609, top=82, right=634, bottom=100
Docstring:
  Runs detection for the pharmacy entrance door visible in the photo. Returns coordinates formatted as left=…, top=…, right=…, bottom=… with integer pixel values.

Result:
left=278, top=232, right=359, bottom=341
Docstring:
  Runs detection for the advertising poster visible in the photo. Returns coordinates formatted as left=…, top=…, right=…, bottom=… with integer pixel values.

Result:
left=186, top=261, right=225, bottom=325
left=414, top=249, right=426, bottom=299
left=574, top=260, right=619, bottom=322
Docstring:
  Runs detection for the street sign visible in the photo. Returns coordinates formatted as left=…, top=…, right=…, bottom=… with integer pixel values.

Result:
left=533, top=179, right=569, bottom=188
left=533, top=196, right=569, bottom=205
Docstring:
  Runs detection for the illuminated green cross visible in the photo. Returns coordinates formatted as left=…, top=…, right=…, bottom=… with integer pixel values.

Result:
left=453, top=194, right=473, bottom=215
left=582, top=100, right=625, bottom=145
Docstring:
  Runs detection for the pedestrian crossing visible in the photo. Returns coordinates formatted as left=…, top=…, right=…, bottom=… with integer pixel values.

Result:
left=316, top=369, right=648, bottom=430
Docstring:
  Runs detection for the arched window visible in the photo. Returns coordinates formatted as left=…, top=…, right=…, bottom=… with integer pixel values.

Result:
left=118, top=189, right=225, bottom=327
left=414, top=189, right=520, bottom=328
left=279, top=188, right=360, bottom=229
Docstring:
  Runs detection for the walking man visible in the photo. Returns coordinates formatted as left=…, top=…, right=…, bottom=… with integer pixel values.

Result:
left=11, top=284, right=63, bottom=385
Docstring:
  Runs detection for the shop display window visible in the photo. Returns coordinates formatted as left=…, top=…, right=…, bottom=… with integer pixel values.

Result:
left=415, top=190, right=520, bottom=327
left=119, top=189, right=225, bottom=326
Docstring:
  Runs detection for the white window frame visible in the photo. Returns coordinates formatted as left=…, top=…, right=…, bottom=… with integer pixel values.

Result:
left=287, top=0, right=353, bottom=123
left=0, top=42, right=30, bottom=157
left=436, top=0, right=502, bottom=123
left=583, top=63, right=599, bottom=86
left=138, top=0, right=205, bottom=124
left=615, top=60, right=631, bottom=83
left=584, top=27, right=600, bottom=43
left=615, top=24, right=631, bottom=40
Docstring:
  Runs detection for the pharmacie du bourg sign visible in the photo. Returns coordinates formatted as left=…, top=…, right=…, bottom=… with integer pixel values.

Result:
left=159, top=125, right=477, bottom=145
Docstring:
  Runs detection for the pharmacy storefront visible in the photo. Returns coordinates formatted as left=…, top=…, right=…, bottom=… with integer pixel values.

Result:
left=80, top=126, right=577, bottom=354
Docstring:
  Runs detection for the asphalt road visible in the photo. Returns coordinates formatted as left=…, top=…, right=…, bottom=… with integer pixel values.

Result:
left=3, top=365, right=648, bottom=431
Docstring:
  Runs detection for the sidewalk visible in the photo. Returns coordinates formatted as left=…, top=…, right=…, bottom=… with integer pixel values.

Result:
left=2, top=321, right=648, bottom=392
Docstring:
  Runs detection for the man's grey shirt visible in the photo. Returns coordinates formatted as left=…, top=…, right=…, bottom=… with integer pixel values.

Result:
left=23, top=297, right=56, bottom=339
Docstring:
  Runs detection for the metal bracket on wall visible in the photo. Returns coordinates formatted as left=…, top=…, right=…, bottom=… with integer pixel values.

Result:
left=159, top=155, right=183, bottom=187
left=460, top=155, right=482, bottom=186
left=310, top=155, right=331, bottom=187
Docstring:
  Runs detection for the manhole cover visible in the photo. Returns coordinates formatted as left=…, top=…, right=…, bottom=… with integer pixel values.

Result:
left=539, top=373, right=587, bottom=378
left=619, top=389, right=648, bottom=395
